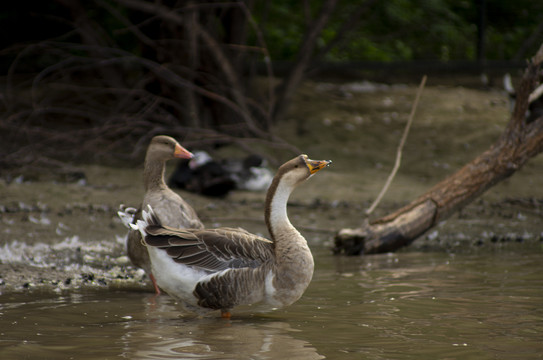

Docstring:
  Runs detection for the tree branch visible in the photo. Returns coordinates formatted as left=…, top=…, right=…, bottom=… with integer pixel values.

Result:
left=334, top=45, right=543, bottom=255
left=113, top=0, right=270, bottom=138
left=365, top=75, right=426, bottom=215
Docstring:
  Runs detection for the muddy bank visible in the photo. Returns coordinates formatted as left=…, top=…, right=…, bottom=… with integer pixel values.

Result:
left=1, top=80, right=542, bottom=293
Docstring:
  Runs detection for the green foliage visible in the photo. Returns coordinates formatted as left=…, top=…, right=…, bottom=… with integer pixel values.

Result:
left=2, top=0, right=542, bottom=64
left=253, top=0, right=543, bottom=62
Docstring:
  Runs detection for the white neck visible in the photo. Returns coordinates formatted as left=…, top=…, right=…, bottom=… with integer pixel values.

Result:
left=267, top=180, right=295, bottom=239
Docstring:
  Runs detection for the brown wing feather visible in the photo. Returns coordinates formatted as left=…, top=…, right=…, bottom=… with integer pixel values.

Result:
left=141, top=220, right=274, bottom=272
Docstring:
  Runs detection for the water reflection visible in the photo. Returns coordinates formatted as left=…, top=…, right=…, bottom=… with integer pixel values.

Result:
left=120, top=295, right=324, bottom=359
left=0, top=291, right=324, bottom=360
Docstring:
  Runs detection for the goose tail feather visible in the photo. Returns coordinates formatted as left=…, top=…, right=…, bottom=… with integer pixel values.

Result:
left=117, top=204, right=138, bottom=229
left=130, top=205, right=162, bottom=240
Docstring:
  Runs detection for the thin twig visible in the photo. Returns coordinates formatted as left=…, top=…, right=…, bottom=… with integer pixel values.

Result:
left=529, top=83, right=543, bottom=104
left=365, top=75, right=427, bottom=215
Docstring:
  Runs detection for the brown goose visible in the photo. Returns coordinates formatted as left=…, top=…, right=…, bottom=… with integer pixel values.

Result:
left=133, top=155, right=331, bottom=317
left=119, top=135, right=204, bottom=294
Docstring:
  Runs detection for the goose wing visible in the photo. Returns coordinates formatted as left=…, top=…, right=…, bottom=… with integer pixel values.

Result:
left=139, top=209, right=274, bottom=272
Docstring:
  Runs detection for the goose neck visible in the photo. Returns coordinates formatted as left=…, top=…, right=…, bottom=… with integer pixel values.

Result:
left=265, top=180, right=295, bottom=240
left=143, top=156, right=167, bottom=191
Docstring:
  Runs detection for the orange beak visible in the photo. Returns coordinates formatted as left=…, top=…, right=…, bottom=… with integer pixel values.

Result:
left=174, top=144, right=193, bottom=159
left=305, top=158, right=332, bottom=174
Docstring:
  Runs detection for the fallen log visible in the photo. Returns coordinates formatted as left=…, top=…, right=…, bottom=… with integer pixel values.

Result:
left=334, top=44, right=543, bottom=255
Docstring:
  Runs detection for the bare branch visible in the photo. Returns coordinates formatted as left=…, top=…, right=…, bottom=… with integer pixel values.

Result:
left=529, top=84, right=543, bottom=104
left=335, top=45, right=543, bottom=255
left=112, top=0, right=268, bottom=137
left=365, top=75, right=427, bottom=215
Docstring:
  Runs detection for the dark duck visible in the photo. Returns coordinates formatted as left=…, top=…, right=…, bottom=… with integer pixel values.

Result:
left=168, top=151, right=273, bottom=197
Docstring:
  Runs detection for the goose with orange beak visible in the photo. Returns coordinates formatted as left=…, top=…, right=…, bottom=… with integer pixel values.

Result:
left=133, top=155, right=331, bottom=318
left=118, top=135, right=204, bottom=294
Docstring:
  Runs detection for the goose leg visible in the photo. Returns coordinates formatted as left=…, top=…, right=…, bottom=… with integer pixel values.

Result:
left=149, top=273, right=161, bottom=295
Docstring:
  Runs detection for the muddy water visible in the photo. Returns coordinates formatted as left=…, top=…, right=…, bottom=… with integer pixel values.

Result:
left=1, top=246, right=542, bottom=359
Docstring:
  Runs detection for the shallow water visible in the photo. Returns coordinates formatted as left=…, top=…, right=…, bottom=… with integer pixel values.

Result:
left=1, top=246, right=542, bottom=360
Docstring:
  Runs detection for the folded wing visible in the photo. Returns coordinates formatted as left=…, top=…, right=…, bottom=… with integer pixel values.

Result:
left=140, top=209, right=274, bottom=272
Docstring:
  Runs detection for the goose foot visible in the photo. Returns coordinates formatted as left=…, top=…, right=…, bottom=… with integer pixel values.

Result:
left=221, top=310, right=231, bottom=319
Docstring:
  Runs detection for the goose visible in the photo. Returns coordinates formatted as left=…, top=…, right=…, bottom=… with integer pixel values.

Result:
left=118, top=135, right=204, bottom=294
left=132, top=154, right=331, bottom=318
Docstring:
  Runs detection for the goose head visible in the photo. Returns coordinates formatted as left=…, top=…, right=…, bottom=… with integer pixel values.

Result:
left=144, top=135, right=193, bottom=190
left=274, top=154, right=331, bottom=188
left=147, top=135, right=193, bottom=162
left=265, top=155, right=331, bottom=236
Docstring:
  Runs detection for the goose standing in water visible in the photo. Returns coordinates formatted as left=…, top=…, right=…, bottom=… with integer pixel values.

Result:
left=118, top=135, right=204, bottom=294
left=133, top=155, right=331, bottom=318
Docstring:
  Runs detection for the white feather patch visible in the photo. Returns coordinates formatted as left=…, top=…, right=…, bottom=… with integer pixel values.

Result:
left=147, top=247, right=209, bottom=306
left=117, top=206, right=137, bottom=228
left=264, top=270, right=278, bottom=305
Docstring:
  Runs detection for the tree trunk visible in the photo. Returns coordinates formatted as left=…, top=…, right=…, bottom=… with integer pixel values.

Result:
left=333, top=45, right=543, bottom=255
